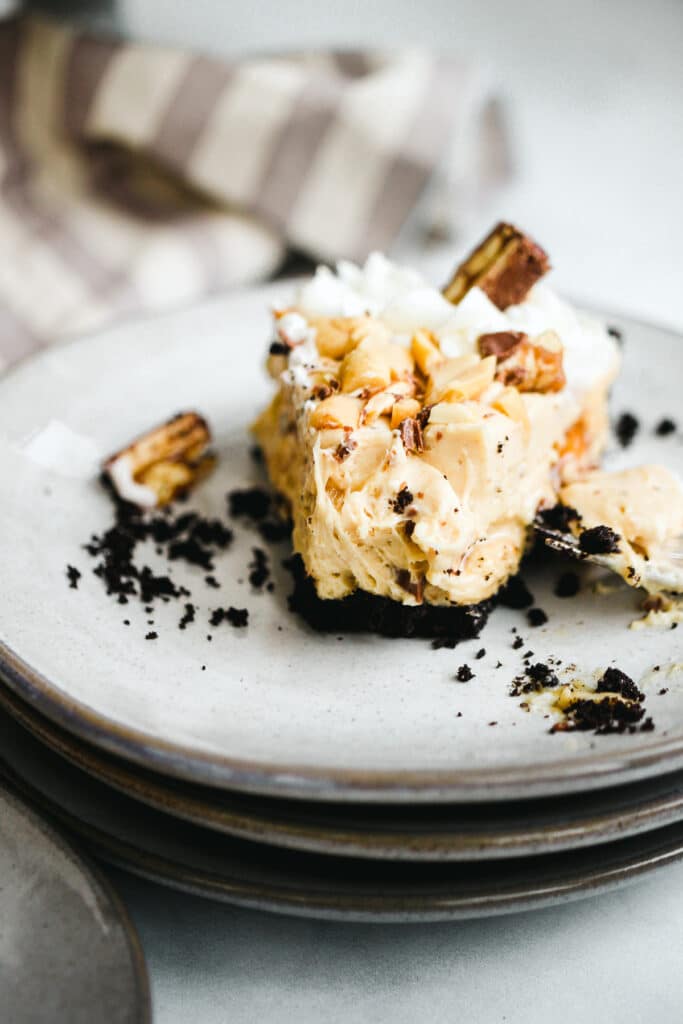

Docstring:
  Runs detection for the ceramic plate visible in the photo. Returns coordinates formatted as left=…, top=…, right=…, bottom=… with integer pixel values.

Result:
left=2, top=703, right=683, bottom=923
left=0, top=290, right=682, bottom=803
left=0, top=781, right=149, bottom=1023
left=5, top=682, right=683, bottom=861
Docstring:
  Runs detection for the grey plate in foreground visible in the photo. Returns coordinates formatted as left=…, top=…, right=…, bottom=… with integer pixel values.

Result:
left=0, top=781, right=150, bottom=1023
left=2, top=705, right=683, bottom=923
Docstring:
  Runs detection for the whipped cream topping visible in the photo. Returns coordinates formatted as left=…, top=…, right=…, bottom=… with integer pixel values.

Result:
left=294, top=253, right=619, bottom=399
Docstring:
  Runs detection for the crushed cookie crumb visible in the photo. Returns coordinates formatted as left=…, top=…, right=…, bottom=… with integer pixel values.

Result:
left=210, top=606, right=249, bottom=628
left=248, top=547, right=270, bottom=590
left=527, top=607, right=548, bottom=627
left=66, top=565, right=81, bottom=589
left=456, top=665, right=474, bottom=682
left=391, top=486, right=414, bottom=514
left=178, top=603, right=196, bottom=630
left=554, top=571, right=580, bottom=598
left=655, top=417, right=677, bottom=437
left=228, top=487, right=271, bottom=521
left=615, top=411, right=639, bottom=448
left=596, top=667, right=644, bottom=702
left=579, top=525, right=621, bottom=555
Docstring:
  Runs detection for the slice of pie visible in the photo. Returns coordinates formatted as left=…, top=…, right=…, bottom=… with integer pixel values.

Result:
left=253, top=223, right=621, bottom=636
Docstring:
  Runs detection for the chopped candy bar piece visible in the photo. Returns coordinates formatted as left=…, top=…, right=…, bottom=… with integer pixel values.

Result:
left=443, top=222, right=550, bottom=309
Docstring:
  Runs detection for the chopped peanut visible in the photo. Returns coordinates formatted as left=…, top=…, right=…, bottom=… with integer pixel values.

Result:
left=390, top=398, right=422, bottom=429
left=309, top=394, right=363, bottom=430
left=362, top=390, right=395, bottom=424
left=362, top=381, right=417, bottom=424
left=426, top=355, right=496, bottom=404
left=411, top=329, right=443, bottom=375
left=492, top=387, right=530, bottom=432
left=340, top=336, right=413, bottom=395
left=428, top=402, right=480, bottom=425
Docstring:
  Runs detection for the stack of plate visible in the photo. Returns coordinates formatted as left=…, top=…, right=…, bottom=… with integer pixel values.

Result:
left=1, top=290, right=683, bottom=922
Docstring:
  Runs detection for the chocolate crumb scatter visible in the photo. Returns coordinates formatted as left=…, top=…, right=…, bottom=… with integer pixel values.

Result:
left=227, top=485, right=292, bottom=543
left=178, top=603, right=196, bottom=630
left=551, top=697, right=646, bottom=735
left=248, top=547, right=270, bottom=590
left=607, top=325, right=623, bottom=343
left=391, top=486, right=414, bottom=514
left=77, top=474, right=247, bottom=646
left=475, top=648, right=486, bottom=660
left=655, top=417, right=677, bottom=437
left=258, top=517, right=293, bottom=543
left=615, top=411, right=639, bottom=448
left=205, top=575, right=220, bottom=589
left=527, top=607, right=548, bottom=627
left=550, top=666, right=652, bottom=735
left=66, top=565, right=81, bottom=589
left=228, top=487, right=271, bottom=521
left=554, top=571, right=580, bottom=598
left=512, top=635, right=525, bottom=650
left=456, top=665, right=474, bottom=682
left=579, top=525, right=621, bottom=555
left=210, top=606, right=249, bottom=628
left=596, top=666, right=644, bottom=702
left=510, top=661, right=559, bottom=697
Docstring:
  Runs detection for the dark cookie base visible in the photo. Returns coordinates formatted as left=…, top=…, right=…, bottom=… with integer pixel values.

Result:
left=285, top=556, right=493, bottom=641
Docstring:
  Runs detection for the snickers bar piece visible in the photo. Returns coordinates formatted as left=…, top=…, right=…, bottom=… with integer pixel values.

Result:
left=104, top=412, right=214, bottom=508
left=443, top=222, right=550, bottom=310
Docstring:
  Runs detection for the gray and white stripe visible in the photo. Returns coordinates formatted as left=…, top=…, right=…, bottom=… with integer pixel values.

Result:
left=0, top=14, right=507, bottom=368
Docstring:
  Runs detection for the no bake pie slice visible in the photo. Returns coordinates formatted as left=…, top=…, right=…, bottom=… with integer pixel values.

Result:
left=253, top=223, right=621, bottom=636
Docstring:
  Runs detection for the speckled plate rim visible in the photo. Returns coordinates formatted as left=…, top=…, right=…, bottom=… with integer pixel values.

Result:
left=1, top=304, right=683, bottom=805
left=4, top=750, right=683, bottom=924
left=5, top=679, right=683, bottom=861
left=0, top=781, right=151, bottom=1021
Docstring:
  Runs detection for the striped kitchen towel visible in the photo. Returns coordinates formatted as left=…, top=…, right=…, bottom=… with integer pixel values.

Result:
left=0, top=15, right=508, bottom=369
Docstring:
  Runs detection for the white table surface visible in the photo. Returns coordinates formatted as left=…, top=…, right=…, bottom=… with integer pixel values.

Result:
left=65, top=0, right=683, bottom=1018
